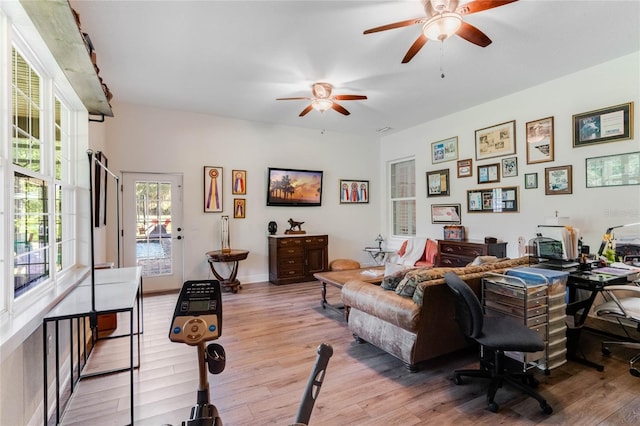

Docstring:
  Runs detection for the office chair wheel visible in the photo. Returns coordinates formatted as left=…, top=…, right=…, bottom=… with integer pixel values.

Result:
left=540, top=402, right=553, bottom=415
left=452, top=374, right=464, bottom=385
left=602, top=346, right=611, bottom=356
left=631, top=367, right=640, bottom=377
left=487, top=401, right=499, bottom=413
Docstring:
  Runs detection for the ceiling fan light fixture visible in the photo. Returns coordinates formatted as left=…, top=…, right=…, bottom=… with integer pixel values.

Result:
left=312, top=82, right=332, bottom=99
left=422, top=12, right=462, bottom=41
left=311, top=98, right=333, bottom=112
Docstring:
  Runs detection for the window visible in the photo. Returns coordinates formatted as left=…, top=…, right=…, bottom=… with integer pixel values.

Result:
left=10, top=45, right=76, bottom=300
left=390, top=158, right=416, bottom=236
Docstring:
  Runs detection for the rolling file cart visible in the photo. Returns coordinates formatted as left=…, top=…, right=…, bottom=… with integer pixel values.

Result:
left=482, top=267, right=569, bottom=374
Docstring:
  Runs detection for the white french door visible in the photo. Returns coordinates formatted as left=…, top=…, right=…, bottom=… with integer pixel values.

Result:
left=122, top=172, right=184, bottom=292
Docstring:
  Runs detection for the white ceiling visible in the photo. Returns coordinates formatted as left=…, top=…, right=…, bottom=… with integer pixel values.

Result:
left=68, top=0, right=640, bottom=136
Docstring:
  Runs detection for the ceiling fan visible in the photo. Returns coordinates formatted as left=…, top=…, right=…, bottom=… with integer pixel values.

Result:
left=364, top=0, right=519, bottom=63
left=276, top=82, right=367, bottom=117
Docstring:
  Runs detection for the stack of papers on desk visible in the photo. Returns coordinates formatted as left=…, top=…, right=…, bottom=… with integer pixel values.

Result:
left=592, top=263, right=640, bottom=280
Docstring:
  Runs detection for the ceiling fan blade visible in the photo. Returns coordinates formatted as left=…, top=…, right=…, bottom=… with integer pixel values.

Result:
left=364, top=18, right=425, bottom=34
left=457, top=0, right=519, bottom=16
left=331, top=103, right=350, bottom=116
left=402, top=34, right=428, bottom=63
left=276, top=97, right=309, bottom=101
left=333, top=95, right=367, bottom=101
left=299, top=105, right=313, bottom=117
left=456, top=21, right=492, bottom=47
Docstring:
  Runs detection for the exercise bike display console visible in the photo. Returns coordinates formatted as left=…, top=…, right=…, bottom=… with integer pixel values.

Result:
left=169, top=280, right=225, bottom=426
left=170, top=280, right=222, bottom=345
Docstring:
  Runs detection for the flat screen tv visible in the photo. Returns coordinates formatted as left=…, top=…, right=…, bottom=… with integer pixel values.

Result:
left=266, top=167, right=323, bottom=207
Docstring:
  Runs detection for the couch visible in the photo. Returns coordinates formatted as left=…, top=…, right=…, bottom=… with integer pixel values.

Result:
left=341, top=256, right=531, bottom=371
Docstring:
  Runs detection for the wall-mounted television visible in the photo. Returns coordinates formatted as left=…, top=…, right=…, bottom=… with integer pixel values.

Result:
left=266, top=167, right=323, bottom=207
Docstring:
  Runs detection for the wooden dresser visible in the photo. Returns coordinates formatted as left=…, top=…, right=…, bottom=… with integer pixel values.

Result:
left=437, top=239, right=507, bottom=267
left=268, top=234, right=328, bottom=284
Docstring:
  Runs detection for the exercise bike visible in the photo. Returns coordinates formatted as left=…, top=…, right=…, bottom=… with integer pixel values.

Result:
left=169, top=280, right=332, bottom=426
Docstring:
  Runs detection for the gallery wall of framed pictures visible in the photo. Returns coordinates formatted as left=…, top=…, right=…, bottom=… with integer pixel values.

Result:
left=425, top=100, right=635, bottom=218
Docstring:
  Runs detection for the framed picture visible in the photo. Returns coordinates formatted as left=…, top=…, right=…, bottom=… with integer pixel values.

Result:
left=467, top=186, right=519, bottom=213
left=477, top=163, right=500, bottom=184
left=526, top=116, right=554, bottom=164
left=431, top=136, right=458, bottom=164
left=524, top=172, right=538, bottom=189
left=339, top=179, right=369, bottom=203
left=431, top=203, right=462, bottom=224
left=475, top=120, right=516, bottom=160
left=501, top=157, right=518, bottom=178
left=231, top=170, right=246, bottom=195
left=545, top=165, right=573, bottom=195
left=204, top=166, right=223, bottom=212
left=457, top=158, right=472, bottom=178
left=586, top=151, right=640, bottom=188
left=233, top=198, right=246, bottom=218
left=426, top=169, right=450, bottom=197
left=573, top=102, right=634, bottom=147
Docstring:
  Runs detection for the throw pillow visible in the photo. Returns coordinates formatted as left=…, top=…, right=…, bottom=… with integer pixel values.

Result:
left=395, top=269, right=432, bottom=298
left=397, top=240, right=408, bottom=257
left=394, top=275, right=416, bottom=297
left=381, top=263, right=409, bottom=290
left=467, top=255, right=499, bottom=266
left=412, top=281, right=427, bottom=306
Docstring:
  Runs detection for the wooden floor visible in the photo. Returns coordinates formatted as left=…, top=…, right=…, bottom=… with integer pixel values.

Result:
left=60, top=280, right=640, bottom=425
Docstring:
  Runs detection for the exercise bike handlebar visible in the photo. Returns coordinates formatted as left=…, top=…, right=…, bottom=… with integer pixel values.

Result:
left=293, top=343, right=334, bottom=425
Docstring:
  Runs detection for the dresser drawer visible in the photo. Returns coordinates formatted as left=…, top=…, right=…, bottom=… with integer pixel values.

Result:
left=277, top=238, right=303, bottom=248
left=277, top=246, right=303, bottom=258
left=439, top=254, right=471, bottom=267
left=301, top=236, right=327, bottom=247
left=277, top=262, right=304, bottom=278
left=439, top=242, right=486, bottom=258
left=278, top=257, right=302, bottom=270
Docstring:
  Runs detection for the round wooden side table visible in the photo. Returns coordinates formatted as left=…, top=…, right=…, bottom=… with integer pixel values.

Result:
left=206, top=249, right=249, bottom=293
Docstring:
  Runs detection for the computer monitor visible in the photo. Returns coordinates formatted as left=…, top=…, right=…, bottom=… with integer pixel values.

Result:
left=536, top=239, right=566, bottom=261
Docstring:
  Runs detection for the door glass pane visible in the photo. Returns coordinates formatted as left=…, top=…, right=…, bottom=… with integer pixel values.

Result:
left=135, top=181, right=173, bottom=276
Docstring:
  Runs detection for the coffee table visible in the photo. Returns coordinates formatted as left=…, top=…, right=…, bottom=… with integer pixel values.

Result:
left=314, top=266, right=385, bottom=319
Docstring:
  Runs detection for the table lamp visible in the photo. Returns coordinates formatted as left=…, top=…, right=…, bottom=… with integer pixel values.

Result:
left=597, top=222, right=640, bottom=257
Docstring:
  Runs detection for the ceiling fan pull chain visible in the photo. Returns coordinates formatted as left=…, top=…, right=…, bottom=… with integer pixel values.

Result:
left=440, top=41, right=446, bottom=78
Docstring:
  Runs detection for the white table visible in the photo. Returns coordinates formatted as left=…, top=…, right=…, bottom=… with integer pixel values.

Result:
left=43, top=266, right=142, bottom=425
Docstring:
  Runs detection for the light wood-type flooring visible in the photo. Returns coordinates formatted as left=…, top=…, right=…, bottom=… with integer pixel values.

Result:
left=60, top=280, right=640, bottom=425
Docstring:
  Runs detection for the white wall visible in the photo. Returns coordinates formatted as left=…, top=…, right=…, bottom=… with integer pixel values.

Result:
left=102, top=103, right=382, bottom=288
left=380, top=52, right=640, bottom=257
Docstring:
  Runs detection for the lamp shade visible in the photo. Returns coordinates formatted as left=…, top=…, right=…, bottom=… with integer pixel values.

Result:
left=311, top=98, right=333, bottom=112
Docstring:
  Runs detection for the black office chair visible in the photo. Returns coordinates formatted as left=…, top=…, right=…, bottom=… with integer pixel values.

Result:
left=444, top=272, right=553, bottom=414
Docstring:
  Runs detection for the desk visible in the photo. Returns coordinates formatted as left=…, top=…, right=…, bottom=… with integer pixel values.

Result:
left=566, top=271, right=630, bottom=371
left=43, top=267, right=142, bottom=425
left=206, top=249, right=249, bottom=293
